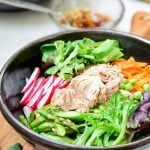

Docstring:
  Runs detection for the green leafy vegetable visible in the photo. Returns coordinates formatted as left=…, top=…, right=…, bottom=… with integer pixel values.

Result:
left=19, top=93, right=139, bottom=146
left=41, top=38, right=124, bottom=79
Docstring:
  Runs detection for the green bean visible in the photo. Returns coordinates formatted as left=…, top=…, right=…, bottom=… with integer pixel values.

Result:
left=40, top=104, right=54, bottom=111
left=52, top=124, right=66, bottom=136
left=57, top=118, right=78, bottom=131
left=65, top=127, right=76, bottom=135
left=41, top=133, right=74, bottom=144
left=40, top=104, right=61, bottom=112
left=30, top=116, right=46, bottom=128
left=19, top=115, right=30, bottom=128
left=28, top=111, right=34, bottom=124
left=33, top=122, right=54, bottom=133
left=55, top=111, right=86, bottom=121
left=36, top=109, right=55, bottom=120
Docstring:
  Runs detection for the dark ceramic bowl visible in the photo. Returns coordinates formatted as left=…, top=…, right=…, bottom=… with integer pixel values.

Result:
left=0, top=30, right=150, bottom=150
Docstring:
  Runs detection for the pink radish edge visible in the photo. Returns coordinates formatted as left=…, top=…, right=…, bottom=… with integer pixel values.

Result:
left=36, top=85, right=54, bottom=109
left=36, top=77, right=62, bottom=108
left=20, top=80, right=36, bottom=105
left=29, top=77, right=45, bottom=99
left=21, top=67, right=40, bottom=93
left=27, top=88, right=44, bottom=109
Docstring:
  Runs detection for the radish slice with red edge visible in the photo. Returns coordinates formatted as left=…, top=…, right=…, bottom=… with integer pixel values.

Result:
left=23, top=106, right=33, bottom=118
left=29, top=77, right=45, bottom=99
left=59, top=81, right=69, bottom=89
left=20, top=80, right=36, bottom=105
left=53, top=77, right=63, bottom=87
left=37, top=85, right=54, bottom=109
left=21, top=67, right=40, bottom=93
left=43, top=75, right=55, bottom=94
left=37, top=77, right=63, bottom=108
left=27, top=88, right=44, bottom=109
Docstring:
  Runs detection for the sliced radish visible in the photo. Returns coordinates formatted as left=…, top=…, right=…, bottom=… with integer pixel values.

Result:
left=53, top=77, right=63, bottom=86
left=29, top=77, right=45, bottom=99
left=37, top=77, right=63, bottom=108
left=27, top=88, right=44, bottom=109
left=43, top=75, right=55, bottom=94
left=21, top=67, right=40, bottom=93
left=23, top=106, right=33, bottom=118
left=44, top=86, right=56, bottom=106
left=37, top=85, right=55, bottom=109
left=20, top=80, right=36, bottom=105
left=59, top=81, right=69, bottom=88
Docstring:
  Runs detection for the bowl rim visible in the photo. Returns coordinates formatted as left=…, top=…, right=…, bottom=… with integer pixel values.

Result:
left=50, top=0, right=125, bottom=30
left=0, top=29, right=150, bottom=149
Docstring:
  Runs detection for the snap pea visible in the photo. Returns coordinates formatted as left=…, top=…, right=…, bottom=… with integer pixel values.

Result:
left=28, top=111, right=34, bottom=124
left=33, top=122, right=54, bottom=133
left=55, top=111, right=86, bottom=121
left=19, top=115, right=30, bottom=128
left=52, top=124, right=66, bottom=136
left=65, top=127, right=76, bottom=135
left=41, top=133, right=74, bottom=144
left=36, top=109, right=55, bottom=120
left=40, top=104, right=52, bottom=111
left=30, top=116, right=46, bottom=128
left=56, top=118, right=78, bottom=131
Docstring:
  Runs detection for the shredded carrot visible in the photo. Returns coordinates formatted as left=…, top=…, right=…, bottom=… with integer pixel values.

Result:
left=114, top=57, right=150, bottom=92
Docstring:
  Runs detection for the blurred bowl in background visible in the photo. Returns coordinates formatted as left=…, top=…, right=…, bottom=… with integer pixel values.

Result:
left=49, top=0, right=125, bottom=29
